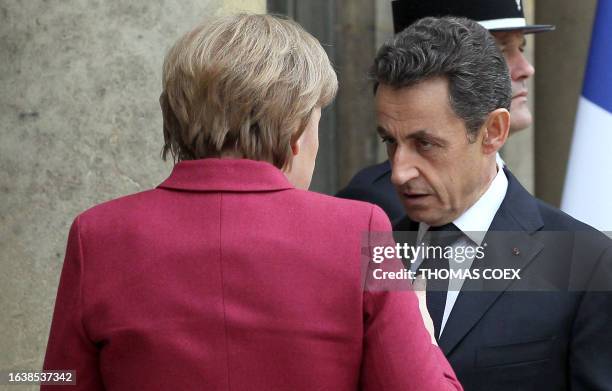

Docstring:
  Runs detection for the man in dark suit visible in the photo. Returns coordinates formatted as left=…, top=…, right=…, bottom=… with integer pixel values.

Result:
left=371, top=16, right=612, bottom=390
left=337, top=0, right=554, bottom=223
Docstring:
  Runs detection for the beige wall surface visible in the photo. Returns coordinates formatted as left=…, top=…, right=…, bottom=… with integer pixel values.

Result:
left=0, top=0, right=264, bottom=386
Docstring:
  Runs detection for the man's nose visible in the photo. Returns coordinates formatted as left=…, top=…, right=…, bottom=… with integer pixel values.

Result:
left=389, top=147, right=419, bottom=187
left=511, top=51, right=535, bottom=81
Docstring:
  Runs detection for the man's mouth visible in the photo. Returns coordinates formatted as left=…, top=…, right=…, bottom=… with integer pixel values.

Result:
left=402, top=192, right=431, bottom=200
left=513, top=91, right=528, bottom=99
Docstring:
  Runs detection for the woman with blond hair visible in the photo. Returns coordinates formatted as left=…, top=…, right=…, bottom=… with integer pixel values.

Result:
left=42, top=14, right=461, bottom=390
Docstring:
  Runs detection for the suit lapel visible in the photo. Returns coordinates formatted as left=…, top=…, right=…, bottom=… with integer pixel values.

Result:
left=438, top=169, right=545, bottom=355
left=438, top=230, right=543, bottom=355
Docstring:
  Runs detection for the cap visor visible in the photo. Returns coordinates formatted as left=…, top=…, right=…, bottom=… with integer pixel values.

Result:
left=489, top=24, right=556, bottom=34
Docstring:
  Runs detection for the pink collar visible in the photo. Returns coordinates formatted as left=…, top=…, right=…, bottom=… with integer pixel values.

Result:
left=158, top=158, right=294, bottom=192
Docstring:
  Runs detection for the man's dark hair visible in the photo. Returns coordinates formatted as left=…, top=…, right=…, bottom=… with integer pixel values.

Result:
left=371, top=16, right=511, bottom=138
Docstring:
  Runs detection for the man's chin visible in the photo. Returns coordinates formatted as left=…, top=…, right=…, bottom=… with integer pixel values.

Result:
left=509, top=107, right=533, bottom=133
left=404, top=209, right=437, bottom=227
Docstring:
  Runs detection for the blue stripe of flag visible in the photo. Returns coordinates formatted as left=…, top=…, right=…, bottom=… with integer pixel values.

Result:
left=582, top=0, right=612, bottom=113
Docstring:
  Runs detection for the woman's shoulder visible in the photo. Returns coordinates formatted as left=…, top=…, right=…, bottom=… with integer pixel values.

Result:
left=72, top=189, right=161, bottom=230
left=72, top=187, right=392, bottom=234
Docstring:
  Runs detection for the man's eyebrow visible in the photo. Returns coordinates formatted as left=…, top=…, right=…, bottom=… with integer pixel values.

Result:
left=408, top=130, right=449, bottom=146
left=377, top=127, right=448, bottom=146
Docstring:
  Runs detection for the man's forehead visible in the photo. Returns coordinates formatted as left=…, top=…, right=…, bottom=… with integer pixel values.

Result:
left=376, top=81, right=455, bottom=121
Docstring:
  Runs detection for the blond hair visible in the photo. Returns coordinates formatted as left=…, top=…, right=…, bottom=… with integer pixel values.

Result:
left=160, top=13, right=338, bottom=168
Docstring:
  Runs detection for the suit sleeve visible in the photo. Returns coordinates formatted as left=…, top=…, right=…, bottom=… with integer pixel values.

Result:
left=41, top=217, right=104, bottom=390
left=570, top=244, right=612, bottom=390
left=360, top=205, right=463, bottom=391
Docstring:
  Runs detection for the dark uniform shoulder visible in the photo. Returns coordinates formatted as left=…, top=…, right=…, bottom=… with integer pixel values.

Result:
left=342, top=161, right=392, bottom=188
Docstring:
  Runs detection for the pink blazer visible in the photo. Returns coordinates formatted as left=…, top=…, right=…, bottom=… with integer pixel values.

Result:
left=43, top=158, right=461, bottom=390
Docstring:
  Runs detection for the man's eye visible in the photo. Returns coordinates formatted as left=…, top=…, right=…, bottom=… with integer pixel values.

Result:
left=380, top=136, right=396, bottom=145
left=417, top=139, right=434, bottom=151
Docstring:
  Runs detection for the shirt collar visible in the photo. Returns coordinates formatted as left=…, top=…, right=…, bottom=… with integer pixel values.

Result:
left=496, top=152, right=505, bottom=168
left=418, top=164, right=508, bottom=245
left=157, top=158, right=294, bottom=192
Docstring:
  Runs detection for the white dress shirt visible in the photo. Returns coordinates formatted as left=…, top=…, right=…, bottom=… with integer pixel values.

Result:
left=412, top=164, right=508, bottom=337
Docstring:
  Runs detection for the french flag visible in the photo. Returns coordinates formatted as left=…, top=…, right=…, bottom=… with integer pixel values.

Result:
left=562, top=0, right=612, bottom=232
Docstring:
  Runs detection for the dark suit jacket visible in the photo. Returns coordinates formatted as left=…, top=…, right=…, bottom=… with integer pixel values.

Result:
left=394, top=168, right=612, bottom=391
left=42, top=158, right=462, bottom=391
left=336, top=160, right=405, bottom=223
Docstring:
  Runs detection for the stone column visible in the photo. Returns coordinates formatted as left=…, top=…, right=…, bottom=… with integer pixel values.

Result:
left=335, top=0, right=378, bottom=187
left=534, top=0, right=597, bottom=206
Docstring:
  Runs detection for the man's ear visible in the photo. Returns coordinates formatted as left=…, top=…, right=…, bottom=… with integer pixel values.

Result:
left=481, top=108, right=510, bottom=155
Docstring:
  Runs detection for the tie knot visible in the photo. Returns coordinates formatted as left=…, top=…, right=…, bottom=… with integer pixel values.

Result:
left=426, top=223, right=463, bottom=247
left=429, top=223, right=459, bottom=232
